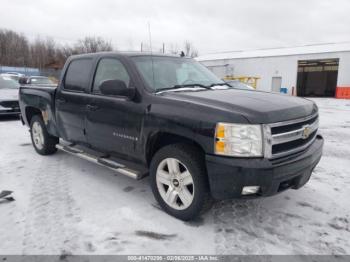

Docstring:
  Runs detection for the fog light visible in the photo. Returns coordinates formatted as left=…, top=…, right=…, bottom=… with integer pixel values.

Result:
left=242, top=186, right=260, bottom=195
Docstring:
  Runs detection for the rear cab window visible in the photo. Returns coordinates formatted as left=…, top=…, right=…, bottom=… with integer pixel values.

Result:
left=64, top=58, right=93, bottom=92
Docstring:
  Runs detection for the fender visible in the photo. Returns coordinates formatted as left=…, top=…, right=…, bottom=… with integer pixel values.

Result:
left=19, top=86, right=58, bottom=137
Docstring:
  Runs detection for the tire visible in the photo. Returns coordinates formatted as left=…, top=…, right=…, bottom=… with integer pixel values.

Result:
left=150, top=143, right=210, bottom=221
left=30, top=115, right=59, bottom=155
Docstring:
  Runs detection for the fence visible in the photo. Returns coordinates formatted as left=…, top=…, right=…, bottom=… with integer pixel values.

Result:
left=0, top=65, right=62, bottom=80
left=0, top=65, right=40, bottom=76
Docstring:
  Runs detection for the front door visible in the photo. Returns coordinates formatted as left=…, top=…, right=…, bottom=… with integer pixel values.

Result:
left=85, top=57, right=143, bottom=159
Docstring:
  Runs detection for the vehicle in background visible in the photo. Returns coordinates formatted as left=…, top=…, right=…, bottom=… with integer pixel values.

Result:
left=0, top=73, right=23, bottom=82
left=0, top=75, right=20, bottom=116
left=20, top=76, right=56, bottom=86
left=4, top=72, right=25, bottom=77
left=225, top=80, right=255, bottom=90
left=19, top=52, right=323, bottom=220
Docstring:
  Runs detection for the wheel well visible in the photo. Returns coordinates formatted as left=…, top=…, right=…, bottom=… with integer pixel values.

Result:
left=25, top=107, right=42, bottom=124
left=147, top=132, right=205, bottom=165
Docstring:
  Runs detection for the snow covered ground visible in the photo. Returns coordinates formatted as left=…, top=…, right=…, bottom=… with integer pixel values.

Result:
left=0, top=98, right=349, bottom=255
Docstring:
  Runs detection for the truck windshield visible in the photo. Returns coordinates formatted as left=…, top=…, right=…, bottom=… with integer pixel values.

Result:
left=131, top=56, right=226, bottom=92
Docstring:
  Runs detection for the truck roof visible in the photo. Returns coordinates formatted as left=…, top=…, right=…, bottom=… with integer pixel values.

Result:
left=69, top=51, right=183, bottom=60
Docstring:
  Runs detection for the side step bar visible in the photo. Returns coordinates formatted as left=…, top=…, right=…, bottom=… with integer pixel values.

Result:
left=56, top=144, right=146, bottom=180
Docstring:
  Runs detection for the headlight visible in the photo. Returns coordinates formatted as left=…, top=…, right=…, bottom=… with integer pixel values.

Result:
left=215, top=123, right=263, bottom=157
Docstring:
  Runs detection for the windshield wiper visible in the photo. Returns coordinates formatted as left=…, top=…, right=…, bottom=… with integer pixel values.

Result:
left=156, top=84, right=211, bottom=93
left=207, top=83, right=232, bottom=88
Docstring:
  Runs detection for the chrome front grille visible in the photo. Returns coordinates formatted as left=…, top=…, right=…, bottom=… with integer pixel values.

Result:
left=263, top=113, right=319, bottom=159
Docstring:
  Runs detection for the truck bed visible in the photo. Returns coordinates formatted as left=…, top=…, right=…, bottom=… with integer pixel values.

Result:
left=19, top=84, right=58, bottom=136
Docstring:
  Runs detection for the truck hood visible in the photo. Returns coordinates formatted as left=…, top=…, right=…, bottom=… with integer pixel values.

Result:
left=0, top=88, right=19, bottom=101
left=161, top=89, right=317, bottom=123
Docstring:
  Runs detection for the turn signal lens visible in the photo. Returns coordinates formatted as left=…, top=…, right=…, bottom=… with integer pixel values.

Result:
left=216, top=124, right=225, bottom=139
left=215, top=141, right=225, bottom=153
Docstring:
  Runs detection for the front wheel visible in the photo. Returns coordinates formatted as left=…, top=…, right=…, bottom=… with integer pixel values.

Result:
left=30, top=115, right=59, bottom=155
left=150, top=144, right=210, bottom=221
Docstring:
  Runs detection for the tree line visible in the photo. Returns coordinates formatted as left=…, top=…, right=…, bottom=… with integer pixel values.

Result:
left=0, top=28, right=113, bottom=69
left=0, top=28, right=199, bottom=69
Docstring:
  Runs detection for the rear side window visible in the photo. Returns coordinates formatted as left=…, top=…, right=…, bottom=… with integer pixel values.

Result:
left=64, top=58, right=93, bottom=92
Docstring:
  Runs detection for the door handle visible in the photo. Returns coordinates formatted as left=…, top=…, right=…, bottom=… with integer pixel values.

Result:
left=86, top=104, right=99, bottom=111
left=57, top=98, right=66, bottom=103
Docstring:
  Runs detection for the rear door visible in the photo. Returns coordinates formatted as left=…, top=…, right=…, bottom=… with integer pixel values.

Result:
left=55, top=58, right=94, bottom=144
left=85, top=56, right=144, bottom=159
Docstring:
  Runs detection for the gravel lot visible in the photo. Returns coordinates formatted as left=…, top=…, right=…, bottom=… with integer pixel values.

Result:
left=0, top=98, right=349, bottom=255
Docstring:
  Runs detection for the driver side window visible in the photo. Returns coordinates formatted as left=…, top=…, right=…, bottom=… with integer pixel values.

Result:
left=93, top=58, right=130, bottom=94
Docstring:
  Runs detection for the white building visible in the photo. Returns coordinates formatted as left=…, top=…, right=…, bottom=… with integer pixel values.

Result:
left=197, top=43, right=350, bottom=97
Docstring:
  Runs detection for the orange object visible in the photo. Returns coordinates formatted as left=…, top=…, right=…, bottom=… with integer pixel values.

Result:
left=215, top=141, right=225, bottom=153
left=216, top=124, right=225, bottom=138
left=336, top=87, right=350, bottom=99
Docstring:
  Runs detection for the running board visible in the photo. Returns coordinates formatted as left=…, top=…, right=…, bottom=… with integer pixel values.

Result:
left=56, top=144, right=146, bottom=180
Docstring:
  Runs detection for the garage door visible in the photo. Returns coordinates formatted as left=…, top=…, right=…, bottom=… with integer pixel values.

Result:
left=297, top=59, right=339, bottom=97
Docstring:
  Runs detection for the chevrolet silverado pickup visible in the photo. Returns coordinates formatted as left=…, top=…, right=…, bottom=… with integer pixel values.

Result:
left=19, top=52, right=324, bottom=220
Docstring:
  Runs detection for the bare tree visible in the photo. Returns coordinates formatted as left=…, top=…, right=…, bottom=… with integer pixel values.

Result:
left=184, top=41, right=191, bottom=57
left=56, top=44, right=75, bottom=63
left=30, top=37, right=47, bottom=68
left=74, top=36, right=113, bottom=53
left=169, top=43, right=179, bottom=55
left=0, top=29, right=29, bottom=67
left=166, top=41, right=199, bottom=57
left=0, top=29, right=116, bottom=69
left=184, top=40, right=199, bottom=58
left=0, top=28, right=202, bottom=71
left=191, top=48, right=199, bottom=58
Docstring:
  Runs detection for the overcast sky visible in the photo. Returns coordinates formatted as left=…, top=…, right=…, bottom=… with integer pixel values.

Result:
left=1, top=0, right=350, bottom=55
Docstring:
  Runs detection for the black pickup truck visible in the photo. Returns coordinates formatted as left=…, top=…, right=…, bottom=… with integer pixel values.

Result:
left=19, top=52, right=323, bottom=220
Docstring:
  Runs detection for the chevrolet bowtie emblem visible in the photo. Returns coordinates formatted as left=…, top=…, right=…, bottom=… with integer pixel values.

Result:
left=302, top=125, right=311, bottom=139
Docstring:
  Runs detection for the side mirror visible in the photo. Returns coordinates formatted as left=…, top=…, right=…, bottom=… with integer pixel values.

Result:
left=99, top=79, right=135, bottom=98
left=19, top=77, right=28, bottom=85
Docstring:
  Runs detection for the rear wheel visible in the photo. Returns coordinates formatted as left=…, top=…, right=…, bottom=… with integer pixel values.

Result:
left=150, top=144, right=210, bottom=221
left=30, top=115, right=58, bottom=155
